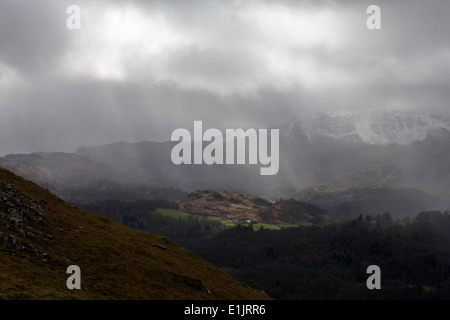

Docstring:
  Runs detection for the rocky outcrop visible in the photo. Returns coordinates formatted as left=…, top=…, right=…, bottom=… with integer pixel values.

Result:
left=0, top=181, right=53, bottom=260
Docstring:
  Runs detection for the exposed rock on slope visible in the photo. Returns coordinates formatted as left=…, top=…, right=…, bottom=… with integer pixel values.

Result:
left=0, top=168, right=269, bottom=300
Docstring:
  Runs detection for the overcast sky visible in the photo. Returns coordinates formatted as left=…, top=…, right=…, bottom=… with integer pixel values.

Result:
left=0, top=0, right=449, bottom=155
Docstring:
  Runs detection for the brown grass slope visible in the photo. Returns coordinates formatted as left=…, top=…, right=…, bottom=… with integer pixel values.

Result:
left=178, top=190, right=279, bottom=223
left=0, top=168, right=269, bottom=300
left=177, top=190, right=327, bottom=225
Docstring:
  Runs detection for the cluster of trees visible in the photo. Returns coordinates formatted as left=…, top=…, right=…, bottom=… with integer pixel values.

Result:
left=64, top=181, right=187, bottom=203
left=189, top=211, right=450, bottom=299
left=80, top=196, right=450, bottom=299
left=79, top=199, right=225, bottom=246
left=275, top=198, right=328, bottom=224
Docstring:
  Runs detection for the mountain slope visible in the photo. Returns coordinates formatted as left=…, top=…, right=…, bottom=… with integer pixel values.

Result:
left=0, top=151, right=188, bottom=202
left=294, top=184, right=449, bottom=221
left=279, top=110, right=450, bottom=145
left=0, top=167, right=269, bottom=300
left=177, top=190, right=328, bottom=225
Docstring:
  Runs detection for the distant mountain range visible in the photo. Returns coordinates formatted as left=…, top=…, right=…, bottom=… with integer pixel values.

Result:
left=279, top=110, right=450, bottom=145
left=1, top=110, right=449, bottom=220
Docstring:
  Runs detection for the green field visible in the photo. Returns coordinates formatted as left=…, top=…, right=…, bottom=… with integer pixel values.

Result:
left=152, top=208, right=311, bottom=230
left=153, top=208, right=193, bottom=219
left=154, top=208, right=244, bottom=227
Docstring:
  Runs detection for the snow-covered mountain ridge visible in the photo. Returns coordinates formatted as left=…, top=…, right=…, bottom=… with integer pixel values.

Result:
left=280, top=110, right=450, bottom=145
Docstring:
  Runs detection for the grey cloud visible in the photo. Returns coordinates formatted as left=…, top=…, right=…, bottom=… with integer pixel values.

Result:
left=0, top=0, right=75, bottom=75
left=0, top=0, right=449, bottom=156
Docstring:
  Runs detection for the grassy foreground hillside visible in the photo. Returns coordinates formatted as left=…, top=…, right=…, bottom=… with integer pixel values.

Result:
left=0, top=168, right=269, bottom=300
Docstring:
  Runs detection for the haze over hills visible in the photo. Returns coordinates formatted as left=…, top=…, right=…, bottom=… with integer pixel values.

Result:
left=1, top=110, right=449, bottom=220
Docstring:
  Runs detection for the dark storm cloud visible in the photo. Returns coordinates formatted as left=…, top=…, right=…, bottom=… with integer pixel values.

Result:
left=0, top=0, right=74, bottom=74
left=0, top=0, right=449, bottom=155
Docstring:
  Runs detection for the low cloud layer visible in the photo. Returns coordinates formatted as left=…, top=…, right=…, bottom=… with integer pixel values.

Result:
left=0, top=0, right=449, bottom=155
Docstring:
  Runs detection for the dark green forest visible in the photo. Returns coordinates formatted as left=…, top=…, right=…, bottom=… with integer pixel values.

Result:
left=190, top=211, right=450, bottom=299
left=80, top=199, right=450, bottom=299
left=80, top=200, right=225, bottom=246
